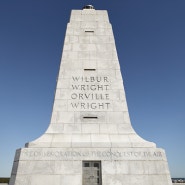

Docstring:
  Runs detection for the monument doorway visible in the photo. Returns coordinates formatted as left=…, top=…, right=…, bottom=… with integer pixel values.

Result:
left=82, top=161, right=102, bottom=185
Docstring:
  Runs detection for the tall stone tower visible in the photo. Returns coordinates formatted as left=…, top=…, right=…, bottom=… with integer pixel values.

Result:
left=9, top=5, right=172, bottom=185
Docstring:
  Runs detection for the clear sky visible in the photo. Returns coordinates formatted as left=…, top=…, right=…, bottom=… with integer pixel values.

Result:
left=0, top=0, right=185, bottom=178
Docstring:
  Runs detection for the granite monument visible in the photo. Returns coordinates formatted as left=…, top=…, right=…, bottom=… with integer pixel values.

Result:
left=9, top=5, right=172, bottom=185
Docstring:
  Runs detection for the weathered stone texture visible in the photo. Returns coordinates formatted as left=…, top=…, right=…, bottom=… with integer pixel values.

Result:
left=9, top=7, right=172, bottom=185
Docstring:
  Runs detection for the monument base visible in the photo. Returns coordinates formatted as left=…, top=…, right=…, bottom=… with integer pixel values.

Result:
left=9, top=146, right=172, bottom=185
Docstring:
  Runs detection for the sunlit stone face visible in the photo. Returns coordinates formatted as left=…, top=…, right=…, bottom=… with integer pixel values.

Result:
left=9, top=7, right=172, bottom=185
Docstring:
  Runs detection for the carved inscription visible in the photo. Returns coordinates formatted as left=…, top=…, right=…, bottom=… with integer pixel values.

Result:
left=21, top=149, right=164, bottom=161
left=70, top=76, right=111, bottom=110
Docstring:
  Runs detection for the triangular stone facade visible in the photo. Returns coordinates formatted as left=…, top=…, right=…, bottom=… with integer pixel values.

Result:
left=9, top=6, right=172, bottom=185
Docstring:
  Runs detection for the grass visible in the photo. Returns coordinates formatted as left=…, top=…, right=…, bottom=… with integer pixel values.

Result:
left=0, top=178, right=10, bottom=183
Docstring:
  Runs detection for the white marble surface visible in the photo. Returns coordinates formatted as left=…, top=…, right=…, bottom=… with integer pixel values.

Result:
left=9, top=8, right=172, bottom=185
left=23, top=7, right=156, bottom=148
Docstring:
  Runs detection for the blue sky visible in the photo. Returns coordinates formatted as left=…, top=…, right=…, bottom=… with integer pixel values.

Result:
left=0, top=0, right=185, bottom=178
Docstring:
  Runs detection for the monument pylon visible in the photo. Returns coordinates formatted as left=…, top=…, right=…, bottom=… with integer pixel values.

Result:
left=9, top=5, right=172, bottom=185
